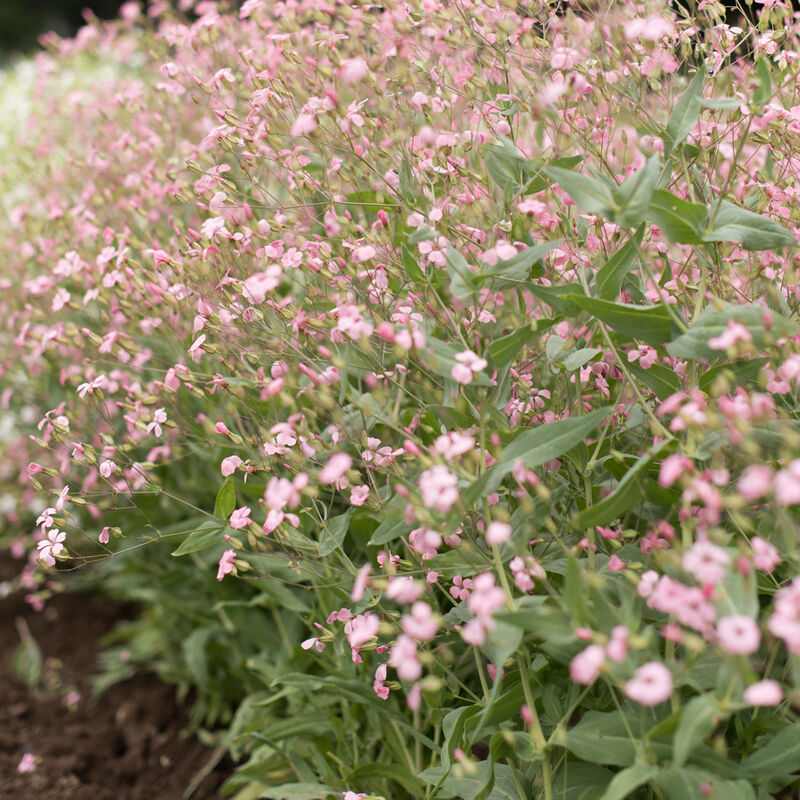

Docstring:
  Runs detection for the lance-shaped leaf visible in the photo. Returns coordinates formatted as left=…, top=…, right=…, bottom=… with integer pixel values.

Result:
left=666, top=66, right=706, bottom=151
left=613, top=156, right=660, bottom=229
left=447, top=245, right=478, bottom=297
left=575, top=440, right=672, bottom=528
left=595, top=226, right=644, bottom=300
left=667, top=303, right=797, bottom=360
left=528, top=282, right=587, bottom=316
left=702, top=200, right=796, bottom=251
left=546, top=165, right=619, bottom=218
left=599, top=764, right=660, bottom=800
left=572, top=296, right=674, bottom=344
left=646, top=189, right=707, bottom=244
left=463, top=406, right=611, bottom=503
left=477, top=239, right=561, bottom=284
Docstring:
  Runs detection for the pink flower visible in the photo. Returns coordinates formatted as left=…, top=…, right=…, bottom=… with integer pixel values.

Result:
left=339, top=57, right=369, bottom=84
left=221, top=455, right=243, bottom=476
left=146, top=408, right=168, bottom=437
left=350, top=564, right=372, bottom=602
left=716, top=615, right=761, bottom=654
left=707, top=320, right=752, bottom=351
left=401, top=602, right=439, bottom=641
left=216, top=549, right=236, bottom=581
left=485, top=521, right=511, bottom=546
left=350, top=485, right=369, bottom=506
left=353, top=245, right=377, bottom=263
left=17, top=753, right=36, bottom=774
left=419, top=465, right=459, bottom=512
left=460, top=618, right=487, bottom=646
left=637, top=570, right=659, bottom=598
left=738, top=465, right=774, bottom=500
left=743, top=680, right=783, bottom=706
left=291, top=112, right=317, bottom=137
left=608, top=554, right=626, bottom=572
left=451, top=349, right=487, bottom=385
left=389, top=633, right=422, bottom=681
left=682, top=541, right=730, bottom=585
left=606, top=626, right=629, bottom=663
left=752, top=536, right=780, bottom=572
left=625, top=662, right=673, bottom=706
left=570, top=644, right=605, bottom=685
left=658, top=453, right=693, bottom=487
left=385, top=576, right=423, bottom=604
left=373, top=663, right=390, bottom=700
left=774, top=460, right=800, bottom=505
left=319, top=452, right=352, bottom=484
left=242, top=266, right=282, bottom=304
left=345, top=612, right=379, bottom=650
left=769, top=581, right=800, bottom=652
left=229, top=507, right=252, bottom=530
left=99, top=527, right=111, bottom=544
left=99, top=459, right=117, bottom=478
left=466, top=572, right=506, bottom=625
left=624, top=15, right=675, bottom=41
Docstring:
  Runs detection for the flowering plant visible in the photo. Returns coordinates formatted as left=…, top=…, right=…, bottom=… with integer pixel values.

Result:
left=5, top=1, right=800, bottom=799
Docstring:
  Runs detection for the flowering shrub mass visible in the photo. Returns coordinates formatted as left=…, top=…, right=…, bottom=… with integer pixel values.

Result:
left=7, top=0, right=800, bottom=798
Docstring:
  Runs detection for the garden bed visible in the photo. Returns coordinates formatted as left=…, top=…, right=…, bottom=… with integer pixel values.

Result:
left=0, top=560, right=228, bottom=800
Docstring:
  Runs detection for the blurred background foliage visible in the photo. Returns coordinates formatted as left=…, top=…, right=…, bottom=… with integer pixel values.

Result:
left=0, top=1, right=126, bottom=57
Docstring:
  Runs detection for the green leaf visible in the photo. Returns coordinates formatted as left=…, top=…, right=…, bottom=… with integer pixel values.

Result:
left=575, top=441, right=671, bottom=528
left=347, top=763, right=425, bottom=796
left=741, top=722, right=800, bottom=778
left=561, top=347, right=601, bottom=371
left=595, top=227, right=644, bottom=301
left=667, top=303, right=796, bottom=360
left=546, top=166, right=618, bottom=218
left=182, top=627, right=215, bottom=688
left=463, top=406, right=611, bottom=503
left=646, top=189, right=707, bottom=244
left=479, top=239, right=561, bottom=284
left=488, top=324, right=538, bottom=369
left=447, top=245, right=477, bottom=298
left=653, top=768, right=756, bottom=800
left=171, top=520, right=226, bottom=556
left=567, top=710, right=670, bottom=766
left=571, top=296, right=673, bottom=344
left=528, top=282, right=587, bottom=316
left=673, top=695, right=728, bottom=768
left=481, top=620, right=523, bottom=666
left=703, top=200, right=796, bottom=250
left=599, top=764, right=659, bottom=800
left=613, top=157, right=660, bottom=229
left=753, top=59, right=772, bottom=106
left=700, top=97, right=741, bottom=110
left=419, top=763, right=519, bottom=800
left=369, top=517, right=410, bottom=546
left=12, top=619, right=43, bottom=689
left=401, top=242, right=425, bottom=282
left=214, top=476, right=236, bottom=519
left=398, top=158, right=416, bottom=204
left=259, top=782, right=334, bottom=800
left=666, top=66, right=706, bottom=151
left=627, top=362, right=681, bottom=401
left=698, top=358, right=767, bottom=394
left=564, top=555, right=589, bottom=622
left=553, top=764, right=616, bottom=800
left=318, top=510, right=351, bottom=556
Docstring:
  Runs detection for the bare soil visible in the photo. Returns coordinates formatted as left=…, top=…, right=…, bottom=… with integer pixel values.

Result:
left=1, top=558, right=230, bottom=800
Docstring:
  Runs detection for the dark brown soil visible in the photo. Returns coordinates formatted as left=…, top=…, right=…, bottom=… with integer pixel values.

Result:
left=1, top=559, right=230, bottom=800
